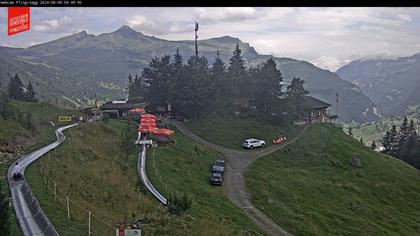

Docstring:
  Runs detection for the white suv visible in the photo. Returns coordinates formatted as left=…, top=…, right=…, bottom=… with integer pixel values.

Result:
left=242, top=138, right=266, bottom=149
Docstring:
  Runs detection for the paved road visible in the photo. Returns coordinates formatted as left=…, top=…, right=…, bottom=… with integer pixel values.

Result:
left=173, top=121, right=307, bottom=236
left=7, top=124, right=78, bottom=236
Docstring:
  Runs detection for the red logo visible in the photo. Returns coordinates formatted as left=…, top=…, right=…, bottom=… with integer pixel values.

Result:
left=8, top=7, right=30, bottom=36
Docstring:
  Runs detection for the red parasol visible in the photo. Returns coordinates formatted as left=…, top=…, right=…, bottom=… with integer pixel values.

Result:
left=140, top=122, right=156, bottom=128
left=138, top=126, right=157, bottom=133
left=129, top=107, right=145, bottom=113
left=142, top=114, right=157, bottom=119
left=152, top=128, right=175, bottom=136
left=140, top=118, right=156, bottom=123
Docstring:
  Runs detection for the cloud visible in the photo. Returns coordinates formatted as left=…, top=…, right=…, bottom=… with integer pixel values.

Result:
left=34, top=16, right=77, bottom=33
left=194, top=7, right=259, bottom=22
left=127, top=15, right=193, bottom=35
left=2, top=7, right=420, bottom=72
left=126, top=15, right=163, bottom=34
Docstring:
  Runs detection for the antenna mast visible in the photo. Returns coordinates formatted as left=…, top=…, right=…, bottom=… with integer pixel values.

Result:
left=336, top=91, right=339, bottom=116
left=194, top=21, right=199, bottom=57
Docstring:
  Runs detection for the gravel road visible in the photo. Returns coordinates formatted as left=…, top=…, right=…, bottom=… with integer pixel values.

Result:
left=173, top=121, right=307, bottom=236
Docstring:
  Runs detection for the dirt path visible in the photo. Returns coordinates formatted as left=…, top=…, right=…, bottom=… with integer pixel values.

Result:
left=172, top=121, right=307, bottom=236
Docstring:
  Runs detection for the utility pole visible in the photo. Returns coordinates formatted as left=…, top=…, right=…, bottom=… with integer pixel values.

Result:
left=194, top=21, right=199, bottom=57
left=66, top=196, right=70, bottom=219
left=336, top=91, right=339, bottom=117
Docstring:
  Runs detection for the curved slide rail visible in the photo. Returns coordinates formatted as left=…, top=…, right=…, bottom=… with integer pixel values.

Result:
left=137, top=144, right=167, bottom=205
left=7, top=124, right=78, bottom=236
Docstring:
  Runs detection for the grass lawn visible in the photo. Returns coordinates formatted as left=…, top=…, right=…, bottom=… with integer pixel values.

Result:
left=186, top=114, right=299, bottom=150
left=246, top=124, right=420, bottom=235
left=25, top=119, right=263, bottom=235
left=146, top=125, right=264, bottom=235
left=25, top=120, right=168, bottom=236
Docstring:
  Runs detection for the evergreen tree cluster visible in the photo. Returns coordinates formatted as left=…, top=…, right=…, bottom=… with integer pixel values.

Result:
left=382, top=117, right=420, bottom=168
left=7, top=74, right=38, bottom=102
left=128, top=44, right=309, bottom=120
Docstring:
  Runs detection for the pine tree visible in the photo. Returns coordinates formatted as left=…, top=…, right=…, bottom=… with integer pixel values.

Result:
left=383, top=125, right=400, bottom=157
left=0, top=183, right=10, bottom=236
left=211, top=51, right=226, bottom=82
left=227, top=43, right=246, bottom=79
left=127, top=74, right=133, bottom=98
left=370, top=140, right=377, bottom=150
left=408, top=119, right=417, bottom=138
left=253, top=58, right=284, bottom=113
left=169, top=48, right=184, bottom=108
left=172, top=48, right=184, bottom=73
left=286, top=77, right=309, bottom=97
left=173, top=55, right=212, bottom=119
left=7, top=74, right=25, bottom=101
left=141, top=55, right=173, bottom=109
left=25, top=81, right=38, bottom=102
left=211, top=51, right=227, bottom=109
left=400, top=119, right=420, bottom=162
left=399, top=116, right=410, bottom=143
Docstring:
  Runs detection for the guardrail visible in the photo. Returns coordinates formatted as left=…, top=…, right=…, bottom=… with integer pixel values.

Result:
left=8, top=123, right=78, bottom=236
left=137, top=143, right=167, bottom=205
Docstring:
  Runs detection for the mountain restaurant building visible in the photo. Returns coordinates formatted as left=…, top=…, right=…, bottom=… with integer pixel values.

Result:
left=293, top=96, right=337, bottom=125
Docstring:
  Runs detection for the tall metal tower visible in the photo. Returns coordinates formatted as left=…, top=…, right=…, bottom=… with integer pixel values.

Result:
left=336, top=91, right=339, bottom=116
left=194, top=21, right=199, bottom=57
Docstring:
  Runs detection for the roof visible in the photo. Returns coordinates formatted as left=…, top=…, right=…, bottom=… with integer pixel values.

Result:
left=302, top=96, right=331, bottom=109
left=100, top=102, right=133, bottom=111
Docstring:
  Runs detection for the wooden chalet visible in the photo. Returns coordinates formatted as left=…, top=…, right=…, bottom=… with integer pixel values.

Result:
left=293, top=96, right=337, bottom=125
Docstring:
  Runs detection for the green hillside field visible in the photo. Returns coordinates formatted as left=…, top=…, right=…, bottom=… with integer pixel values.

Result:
left=186, top=114, right=299, bottom=150
left=25, top=120, right=263, bottom=236
left=246, top=124, right=420, bottom=235
left=0, top=99, right=77, bottom=236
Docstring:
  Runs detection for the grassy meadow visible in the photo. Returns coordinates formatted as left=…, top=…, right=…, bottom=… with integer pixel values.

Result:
left=146, top=125, right=264, bottom=235
left=186, top=114, right=299, bottom=150
left=246, top=124, right=420, bottom=235
left=25, top=120, right=263, bottom=235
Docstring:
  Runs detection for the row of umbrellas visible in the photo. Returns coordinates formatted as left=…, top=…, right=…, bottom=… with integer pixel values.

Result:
left=132, top=109, right=175, bottom=136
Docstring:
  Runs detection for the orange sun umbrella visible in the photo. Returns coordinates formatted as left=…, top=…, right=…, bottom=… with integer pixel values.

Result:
left=129, top=107, right=145, bottom=113
left=152, top=128, right=175, bottom=136
left=142, top=114, right=157, bottom=119
left=138, top=126, right=157, bottom=133
left=140, top=118, right=156, bottom=123
left=140, top=122, right=156, bottom=128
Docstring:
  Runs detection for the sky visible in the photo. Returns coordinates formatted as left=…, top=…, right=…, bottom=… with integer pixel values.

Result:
left=1, top=7, right=420, bottom=71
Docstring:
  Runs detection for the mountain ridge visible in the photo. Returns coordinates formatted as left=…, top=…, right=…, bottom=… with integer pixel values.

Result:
left=0, top=25, right=379, bottom=123
left=337, top=52, right=420, bottom=117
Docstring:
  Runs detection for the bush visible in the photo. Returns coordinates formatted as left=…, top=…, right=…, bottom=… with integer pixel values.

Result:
left=167, top=192, right=192, bottom=215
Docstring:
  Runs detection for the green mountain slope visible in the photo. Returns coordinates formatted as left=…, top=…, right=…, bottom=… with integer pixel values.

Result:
left=336, top=53, right=420, bottom=117
left=246, top=124, right=420, bottom=235
left=1, top=25, right=378, bottom=122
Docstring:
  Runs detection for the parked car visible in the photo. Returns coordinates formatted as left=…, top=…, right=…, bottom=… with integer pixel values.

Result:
left=210, top=172, right=223, bottom=185
left=242, top=138, right=266, bottom=149
left=212, top=159, right=226, bottom=174
left=13, top=172, right=23, bottom=181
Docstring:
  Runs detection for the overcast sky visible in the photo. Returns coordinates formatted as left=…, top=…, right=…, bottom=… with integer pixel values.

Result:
left=1, top=7, right=420, bottom=71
